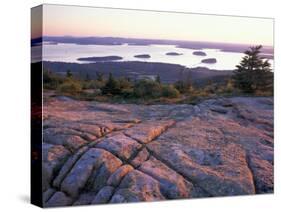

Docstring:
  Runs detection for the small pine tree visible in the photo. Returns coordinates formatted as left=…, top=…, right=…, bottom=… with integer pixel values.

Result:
left=96, top=72, right=104, bottom=82
left=233, top=45, right=272, bottom=93
left=102, top=73, right=121, bottom=95
left=66, top=69, right=73, bottom=78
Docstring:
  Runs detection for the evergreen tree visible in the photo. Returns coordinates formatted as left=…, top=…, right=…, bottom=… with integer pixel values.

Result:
left=66, top=69, right=73, bottom=78
left=96, top=72, right=104, bottom=82
left=102, top=73, right=121, bottom=95
left=233, top=45, right=272, bottom=93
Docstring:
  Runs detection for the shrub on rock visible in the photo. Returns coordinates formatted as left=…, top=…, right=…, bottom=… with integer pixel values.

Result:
left=58, top=79, right=82, bottom=95
left=133, top=79, right=162, bottom=98
left=162, top=85, right=180, bottom=98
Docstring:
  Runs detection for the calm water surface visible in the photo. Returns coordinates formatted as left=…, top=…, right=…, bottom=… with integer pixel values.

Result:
left=32, top=43, right=273, bottom=70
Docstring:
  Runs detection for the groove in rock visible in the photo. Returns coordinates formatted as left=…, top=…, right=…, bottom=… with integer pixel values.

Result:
left=145, top=147, right=212, bottom=197
left=245, top=153, right=257, bottom=193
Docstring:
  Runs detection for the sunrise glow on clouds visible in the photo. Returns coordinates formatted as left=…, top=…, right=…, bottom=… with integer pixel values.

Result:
left=35, top=4, right=273, bottom=46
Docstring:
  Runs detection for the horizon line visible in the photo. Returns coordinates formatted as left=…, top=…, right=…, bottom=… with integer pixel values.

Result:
left=34, top=34, right=274, bottom=48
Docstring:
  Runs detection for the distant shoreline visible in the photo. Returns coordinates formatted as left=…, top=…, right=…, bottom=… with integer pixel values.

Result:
left=42, top=60, right=233, bottom=85
left=32, top=36, right=274, bottom=55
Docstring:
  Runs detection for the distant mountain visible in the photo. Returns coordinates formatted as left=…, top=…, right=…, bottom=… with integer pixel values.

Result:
left=32, top=36, right=274, bottom=55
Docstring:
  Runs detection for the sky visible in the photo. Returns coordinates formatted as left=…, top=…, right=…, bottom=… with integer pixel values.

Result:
left=33, top=4, right=274, bottom=46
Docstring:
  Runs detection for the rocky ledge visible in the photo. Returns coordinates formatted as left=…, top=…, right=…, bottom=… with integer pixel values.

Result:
left=42, top=95, right=273, bottom=207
